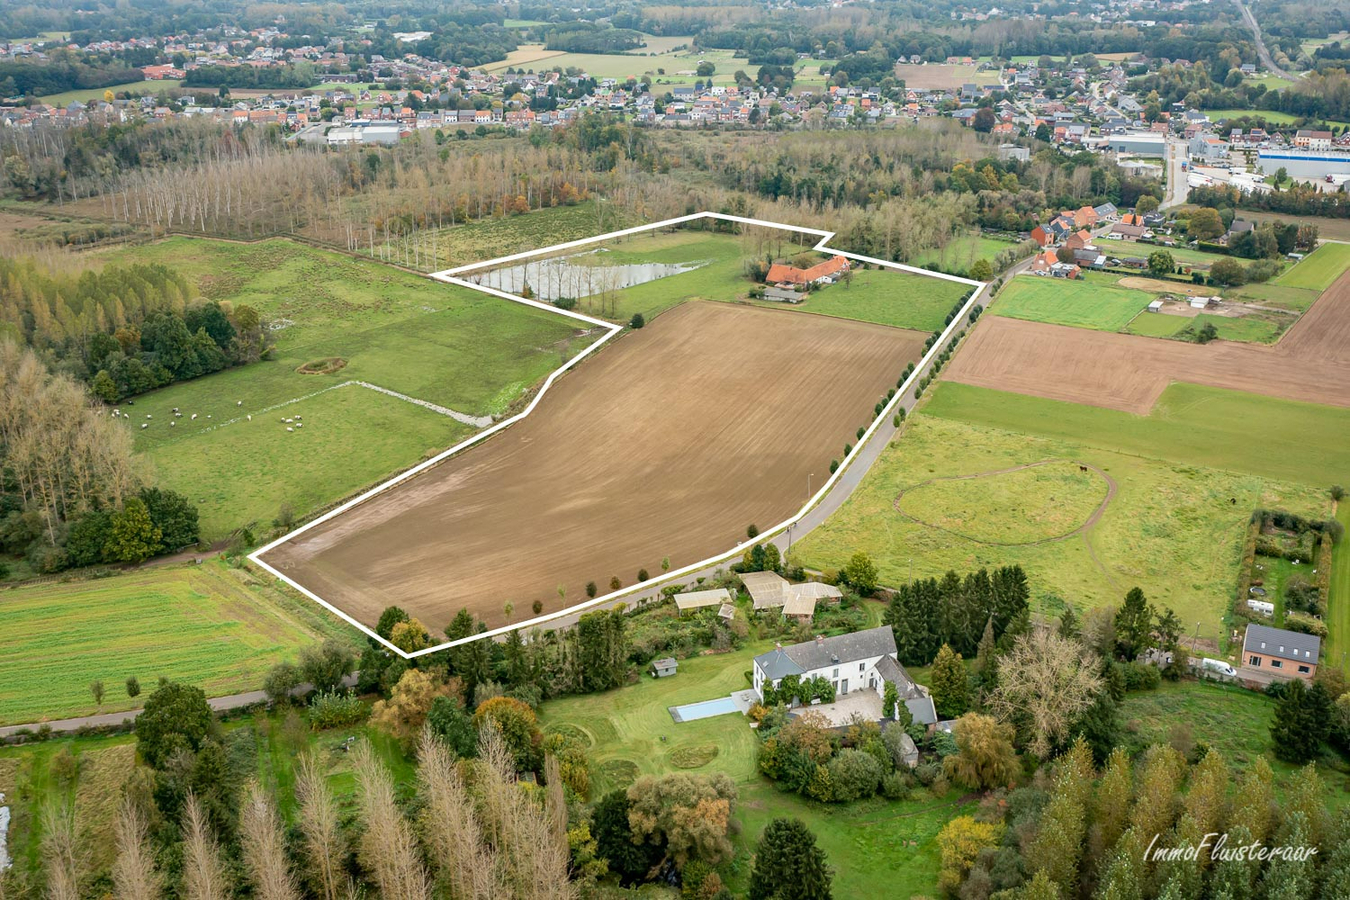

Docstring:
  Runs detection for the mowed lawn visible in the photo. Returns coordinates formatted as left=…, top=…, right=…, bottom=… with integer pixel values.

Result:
left=0, top=561, right=356, bottom=725
left=993, top=274, right=1154, bottom=331
left=1273, top=241, right=1350, bottom=290
left=793, top=382, right=1336, bottom=634
left=92, top=237, right=588, bottom=537
left=539, top=644, right=966, bottom=898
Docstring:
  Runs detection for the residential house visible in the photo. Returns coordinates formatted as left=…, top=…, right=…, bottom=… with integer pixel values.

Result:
left=1111, top=222, right=1147, bottom=241
left=765, top=255, right=850, bottom=287
left=1223, top=219, right=1255, bottom=245
left=1065, top=229, right=1095, bottom=251
left=751, top=626, right=938, bottom=724
left=1093, top=202, right=1120, bottom=221
left=1071, top=206, right=1100, bottom=228
left=1294, top=129, right=1333, bottom=152
left=1242, top=624, right=1319, bottom=680
left=1189, top=134, right=1229, bottom=161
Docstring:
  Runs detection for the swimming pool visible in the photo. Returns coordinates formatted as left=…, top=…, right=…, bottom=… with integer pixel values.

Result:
left=669, top=696, right=740, bottom=723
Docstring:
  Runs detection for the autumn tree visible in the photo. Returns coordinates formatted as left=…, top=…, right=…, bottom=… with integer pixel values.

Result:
left=627, top=772, right=738, bottom=869
left=370, top=668, right=455, bottom=747
left=943, top=713, right=1018, bottom=790
left=937, top=815, right=1003, bottom=894
left=989, top=628, right=1104, bottom=757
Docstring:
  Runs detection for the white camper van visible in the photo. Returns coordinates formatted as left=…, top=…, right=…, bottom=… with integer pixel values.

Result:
left=1201, top=658, right=1237, bottom=678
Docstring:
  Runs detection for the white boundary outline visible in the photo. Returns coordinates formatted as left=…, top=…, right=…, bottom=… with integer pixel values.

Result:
left=249, top=211, right=986, bottom=658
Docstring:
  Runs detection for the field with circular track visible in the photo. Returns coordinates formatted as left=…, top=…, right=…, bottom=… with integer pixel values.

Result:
left=895, top=460, right=1112, bottom=545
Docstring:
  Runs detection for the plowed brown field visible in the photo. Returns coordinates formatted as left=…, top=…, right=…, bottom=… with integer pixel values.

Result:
left=945, top=269, right=1350, bottom=413
left=262, top=301, right=926, bottom=632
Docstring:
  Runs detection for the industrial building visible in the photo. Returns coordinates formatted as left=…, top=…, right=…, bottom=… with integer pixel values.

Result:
left=1104, top=132, right=1167, bottom=157
left=1256, top=149, right=1350, bottom=181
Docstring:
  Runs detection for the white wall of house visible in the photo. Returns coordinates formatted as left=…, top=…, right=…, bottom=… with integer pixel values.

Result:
left=753, top=653, right=892, bottom=701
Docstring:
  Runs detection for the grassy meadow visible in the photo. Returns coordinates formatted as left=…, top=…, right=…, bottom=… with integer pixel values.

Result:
left=92, top=237, right=589, bottom=536
left=37, top=79, right=182, bottom=106
left=994, top=274, right=1154, bottom=331
left=792, top=382, right=1338, bottom=636
left=0, top=560, right=356, bottom=725
left=758, top=265, right=971, bottom=333
left=401, top=201, right=635, bottom=272
left=1124, top=309, right=1286, bottom=342
left=1271, top=240, right=1350, bottom=291
left=908, top=232, right=1019, bottom=275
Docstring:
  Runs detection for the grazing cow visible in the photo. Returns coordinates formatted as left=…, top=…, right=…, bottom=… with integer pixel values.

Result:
left=1079, top=464, right=1088, bottom=473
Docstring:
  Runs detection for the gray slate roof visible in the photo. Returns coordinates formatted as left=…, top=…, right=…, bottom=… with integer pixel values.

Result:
left=1243, top=624, right=1320, bottom=663
left=753, top=626, right=897, bottom=680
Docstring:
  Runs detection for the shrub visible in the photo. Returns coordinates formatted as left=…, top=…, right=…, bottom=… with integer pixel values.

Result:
left=1121, top=661, right=1161, bottom=692
left=825, top=747, right=883, bottom=801
left=309, top=689, right=367, bottom=729
left=881, top=770, right=911, bottom=800
left=629, top=312, right=645, bottom=329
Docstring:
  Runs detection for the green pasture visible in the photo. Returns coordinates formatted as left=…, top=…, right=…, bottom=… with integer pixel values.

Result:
left=0, top=708, right=409, bottom=880
left=1205, top=108, right=1305, bottom=125
left=908, top=233, right=1019, bottom=274
left=927, top=381, right=1350, bottom=489
left=793, top=382, right=1335, bottom=634
left=756, top=266, right=970, bottom=332
left=398, top=201, right=636, bottom=272
left=1227, top=280, right=1321, bottom=312
left=1272, top=240, right=1350, bottom=290
left=0, top=561, right=355, bottom=726
left=37, top=79, right=182, bottom=106
left=92, top=237, right=587, bottom=536
left=539, top=643, right=965, bottom=898
left=993, top=274, right=1155, bottom=331
left=1124, top=310, right=1286, bottom=343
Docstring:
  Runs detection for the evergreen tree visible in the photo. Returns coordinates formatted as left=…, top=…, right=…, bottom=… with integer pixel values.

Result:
left=884, top=580, right=938, bottom=666
left=748, top=818, right=833, bottom=900
left=930, top=644, right=969, bottom=719
left=1114, top=587, right=1154, bottom=661
left=1270, top=678, right=1329, bottom=764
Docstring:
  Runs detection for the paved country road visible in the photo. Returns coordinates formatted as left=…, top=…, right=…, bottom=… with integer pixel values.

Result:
left=1235, top=0, right=1297, bottom=81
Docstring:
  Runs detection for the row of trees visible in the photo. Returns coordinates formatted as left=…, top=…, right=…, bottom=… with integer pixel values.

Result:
left=0, top=256, right=270, bottom=399
left=940, top=737, right=1350, bottom=900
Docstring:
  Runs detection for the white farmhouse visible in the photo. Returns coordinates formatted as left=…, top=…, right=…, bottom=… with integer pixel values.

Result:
left=750, top=626, right=937, bottom=725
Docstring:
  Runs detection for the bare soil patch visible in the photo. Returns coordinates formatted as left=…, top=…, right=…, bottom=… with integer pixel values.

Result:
left=1116, top=276, right=1209, bottom=295
left=263, top=301, right=926, bottom=631
left=945, top=269, right=1350, bottom=413
left=297, top=357, right=348, bottom=375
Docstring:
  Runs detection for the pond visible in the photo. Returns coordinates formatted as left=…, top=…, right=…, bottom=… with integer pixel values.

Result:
left=467, top=249, right=703, bottom=301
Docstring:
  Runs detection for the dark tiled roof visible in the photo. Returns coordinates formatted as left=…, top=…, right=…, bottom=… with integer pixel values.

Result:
left=754, top=626, right=897, bottom=677
left=1243, top=624, right=1320, bottom=663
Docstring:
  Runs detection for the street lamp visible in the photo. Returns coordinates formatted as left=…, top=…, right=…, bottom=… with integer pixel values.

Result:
left=807, top=473, right=814, bottom=499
